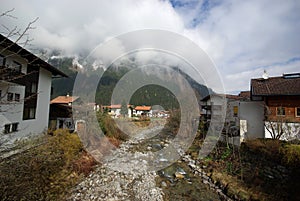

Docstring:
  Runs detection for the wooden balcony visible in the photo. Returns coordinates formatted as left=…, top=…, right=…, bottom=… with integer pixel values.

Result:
left=0, top=65, right=25, bottom=84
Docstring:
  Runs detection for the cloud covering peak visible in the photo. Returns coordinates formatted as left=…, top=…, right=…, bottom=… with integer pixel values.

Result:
left=1, top=0, right=300, bottom=93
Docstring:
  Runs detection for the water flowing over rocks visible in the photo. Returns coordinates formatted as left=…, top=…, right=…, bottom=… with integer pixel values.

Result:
left=69, top=127, right=165, bottom=201
left=69, top=125, right=231, bottom=200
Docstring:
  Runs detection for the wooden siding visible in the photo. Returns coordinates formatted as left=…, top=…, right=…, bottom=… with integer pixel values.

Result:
left=265, top=96, right=300, bottom=123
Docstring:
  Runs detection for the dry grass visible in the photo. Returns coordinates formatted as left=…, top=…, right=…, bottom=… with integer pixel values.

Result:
left=0, top=130, right=97, bottom=201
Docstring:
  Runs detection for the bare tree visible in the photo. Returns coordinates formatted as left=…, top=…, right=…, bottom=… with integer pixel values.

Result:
left=0, top=8, right=38, bottom=49
left=264, top=105, right=294, bottom=140
left=0, top=8, right=39, bottom=113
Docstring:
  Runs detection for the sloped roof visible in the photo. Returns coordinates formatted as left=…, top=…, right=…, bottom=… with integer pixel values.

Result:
left=103, top=104, right=133, bottom=109
left=135, top=106, right=151, bottom=111
left=201, top=93, right=242, bottom=101
left=110, top=104, right=122, bottom=109
left=0, top=34, right=67, bottom=77
left=50, top=96, right=79, bottom=104
left=251, top=73, right=300, bottom=96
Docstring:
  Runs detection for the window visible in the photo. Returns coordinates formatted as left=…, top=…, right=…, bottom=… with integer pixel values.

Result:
left=31, top=82, right=37, bottom=93
left=296, top=107, right=300, bottom=117
left=7, top=92, right=13, bottom=101
left=12, top=123, right=18, bottom=132
left=276, top=107, right=285, bottom=116
left=23, top=107, right=36, bottom=119
left=3, top=123, right=19, bottom=134
left=12, top=61, right=22, bottom=72
left=0, top=54, right=6, bottom=66
left=233, top=106, right=238, bottom=117
left=14, top=93, right=20, bottom=102
left=4, top=124, right=10, bottom=134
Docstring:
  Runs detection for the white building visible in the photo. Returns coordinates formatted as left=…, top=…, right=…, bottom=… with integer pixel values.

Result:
left=0, top=34, right=67, bottom=150
left=133, top=106, right=152, bottom=117
left=102, top=104, right=133, bottom=118
left=201, top=92, right=265, bottom=145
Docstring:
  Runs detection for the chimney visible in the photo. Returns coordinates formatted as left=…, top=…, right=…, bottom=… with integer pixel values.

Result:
left=262, top=70, right=269, bottom=80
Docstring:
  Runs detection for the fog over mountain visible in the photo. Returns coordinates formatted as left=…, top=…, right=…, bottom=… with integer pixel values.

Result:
left=2, top=0, right=300, bottom=93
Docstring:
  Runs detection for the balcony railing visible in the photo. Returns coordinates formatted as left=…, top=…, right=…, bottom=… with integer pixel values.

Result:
left=0, top=65, right=24, bottom=83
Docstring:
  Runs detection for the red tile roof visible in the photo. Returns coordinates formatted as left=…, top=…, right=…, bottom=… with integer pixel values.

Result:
left=251, top=73, right=300, bottom=96
left=102, top=104, right=121, bottom=109
left=50, top=96, right=79, bottom=104
left=135, top=106, right=151, bottom=111
left=110, top=104, right=122, bottom=109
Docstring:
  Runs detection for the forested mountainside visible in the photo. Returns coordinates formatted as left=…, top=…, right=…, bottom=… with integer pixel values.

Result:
left=49, top=57, right=211, bottom=110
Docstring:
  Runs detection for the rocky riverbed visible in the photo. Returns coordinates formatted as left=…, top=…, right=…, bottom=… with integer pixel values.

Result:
left=69, top=126, right=229, bottom=201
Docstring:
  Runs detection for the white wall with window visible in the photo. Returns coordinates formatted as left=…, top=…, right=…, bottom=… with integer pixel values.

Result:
left=0, top=50, right=51, bottom=151
left=1, top=38, right=66, bottom=155
left=0, top=83, right=25, bottom=133
left=18, top=68, right=52, bottom=136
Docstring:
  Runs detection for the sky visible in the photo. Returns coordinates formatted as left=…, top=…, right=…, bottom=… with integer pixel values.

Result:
left=1, top=0, right=300, bottom=94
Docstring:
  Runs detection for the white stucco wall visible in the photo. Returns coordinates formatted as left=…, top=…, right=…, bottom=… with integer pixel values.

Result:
left=239, top=101, right=265, bottom=139
left=0, top=83, right=25, bottom=131
left=221, top=100, right=264, bottom=146
left=0, top=67, right=52, bottom=153
left=20, top=68, right=52, bottom=135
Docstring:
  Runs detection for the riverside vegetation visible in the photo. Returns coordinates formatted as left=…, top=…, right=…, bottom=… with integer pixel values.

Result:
left=1, top=111, right=300, bottom=200
left=0, top=111, right=126, bottom=201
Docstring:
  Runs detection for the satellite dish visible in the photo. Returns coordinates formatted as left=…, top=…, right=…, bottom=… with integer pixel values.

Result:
left=262, top=70, right=269, bottom=80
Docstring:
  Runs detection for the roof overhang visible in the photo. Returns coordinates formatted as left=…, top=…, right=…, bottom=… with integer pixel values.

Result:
left=0, top=34, right=68, bottom=78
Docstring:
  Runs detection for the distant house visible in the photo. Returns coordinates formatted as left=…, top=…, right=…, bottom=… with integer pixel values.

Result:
left=49, top=95, right=80, bottom=131
left=133, top=106, right=152, bottom=117
left=102, top=104, right=133, bottom=118
left=102, top=104, right=121, bottom=118
left=251, top=72, right=300, bottom=139
left=152, top=110, right=170, bottom=118
left=201, top=92, right=265, bottom=145
left=50, top=95, right=80, bottom=106
left=0, top=34, right=67, bottom=149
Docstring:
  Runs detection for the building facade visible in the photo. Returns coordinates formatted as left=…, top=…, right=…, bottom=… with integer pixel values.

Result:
left=0, top=34, right=66, bottom=150
left=251, top=73, right=300, bottom=139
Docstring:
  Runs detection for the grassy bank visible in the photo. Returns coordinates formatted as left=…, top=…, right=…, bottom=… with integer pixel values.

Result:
left=0, top=130, right=97, bottom=201
left=188, top=137, right=300, bottom=201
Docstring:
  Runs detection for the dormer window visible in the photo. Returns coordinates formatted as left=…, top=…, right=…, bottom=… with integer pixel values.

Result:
left=12, top=61, right=22, bottom=72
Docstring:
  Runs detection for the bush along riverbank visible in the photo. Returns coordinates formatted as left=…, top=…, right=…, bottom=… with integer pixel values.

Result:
left=0, top=129, right=97, bottom=201
left=187, top=136, right=300, bottom=201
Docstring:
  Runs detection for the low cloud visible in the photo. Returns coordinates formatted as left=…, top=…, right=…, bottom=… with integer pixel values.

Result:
left=1, top=0, right=299, bottom=93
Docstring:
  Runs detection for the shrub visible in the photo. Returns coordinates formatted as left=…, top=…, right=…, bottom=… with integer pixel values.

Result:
left=0, top=130, right=96, bottom=201
left=280, top=144, right=300, bottom=167
left=97, top=111, right=128, bottom=141
left=165, top=109, right=181, bottom=134
left=243, top=139, right=282, bottom=161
